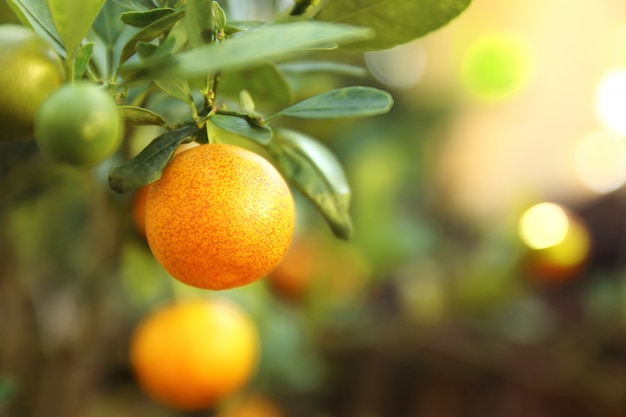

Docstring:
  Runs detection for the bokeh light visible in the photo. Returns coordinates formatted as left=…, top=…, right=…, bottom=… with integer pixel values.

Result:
left=525, top=213, right=591, bottom=283
left=518, top=202, right=569, bottom=250
left=594, top=69, right=626, bottom=135
left=573, top=130, right=626, bottom=194
left=460, top=33, right=533, bottom=102
left=364, top=40, right=428, bottom=89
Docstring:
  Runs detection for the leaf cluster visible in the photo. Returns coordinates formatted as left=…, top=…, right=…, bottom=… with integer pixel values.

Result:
left=5, top=0, right=471, bottom=239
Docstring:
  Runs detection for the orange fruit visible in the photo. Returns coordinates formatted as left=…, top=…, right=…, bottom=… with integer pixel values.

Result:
left=145, top=143, right=295, bottom=290
left=132, top=185, right=149, bottom=236
left=131, top=143, right=199, bottom=237
left=268, top=235, right=322, bottom=301
left=268, top=231, right=370, bottom=303
left=129, top=298, right=260, bottom=411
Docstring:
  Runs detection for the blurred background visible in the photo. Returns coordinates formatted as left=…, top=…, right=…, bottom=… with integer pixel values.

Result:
left=4, top=0, right=626, bottom=416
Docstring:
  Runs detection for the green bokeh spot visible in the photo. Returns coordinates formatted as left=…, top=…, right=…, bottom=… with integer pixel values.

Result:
left=461, top=34, right=533, bottom=102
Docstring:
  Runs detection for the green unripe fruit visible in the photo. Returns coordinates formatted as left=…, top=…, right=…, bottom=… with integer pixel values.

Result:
left=35, top=82, right=124, bottom=167
left=0, top=24, right=65, bottom=141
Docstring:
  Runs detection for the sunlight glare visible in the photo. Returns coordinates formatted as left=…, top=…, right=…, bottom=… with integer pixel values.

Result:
left=518, top=203, right=570, bottom=250
left=573, top=131, right=626, bottom=194
left=594, top=69, right=626, bottom=136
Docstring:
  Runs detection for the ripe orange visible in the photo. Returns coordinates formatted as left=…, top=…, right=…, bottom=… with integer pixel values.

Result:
left=144, top=143, right=295, bottom=290
left=129, top=298, right=260, bottom=411
left=131, top=142, right=199, bottom=237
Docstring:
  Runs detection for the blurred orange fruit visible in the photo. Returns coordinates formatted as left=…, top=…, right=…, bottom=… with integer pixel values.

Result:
left=268, top=234, right=322, bottom=301
left=268, top=232, right=370, bottom=303
left=145, top=143, right=295, bottom=290
left=129, top=298, right=259, bottom=411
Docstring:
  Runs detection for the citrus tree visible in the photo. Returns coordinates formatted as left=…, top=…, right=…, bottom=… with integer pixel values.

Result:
left=6, top=0, right=470, bottom=240
left=0, top=0, right=473, bottom=414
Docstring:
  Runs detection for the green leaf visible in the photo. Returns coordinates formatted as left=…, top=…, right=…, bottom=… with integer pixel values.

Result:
left=48, top=0, right=106, bottom=56
left=74, top=42, right=94, bottom=79
left=278, top=61, right=368, bottom=78
left=219, top=63, right=292, bottom=105
left=116, top=0, right=184, bottom=11
left=6, top=0, right=65, bottom=55
left=92, top=0, right=126, bottom=45
left=224, top=20, right=263, bottom=35
left=268, top=129, right=353, bottom=239
left=271, top=86, right=393, bottom=120
left=316, top=0, right=472, bottom=50
left=135, top=40, right=158, bottom=57
left=119, top=8, right=184, bottom=64
left=210, top=114, right=272, bottom=145
left=289, top=0, right=324, bottom=16
left=115, top=0, right=156, bottom=11
left=131, top=32, right=190, bottom=102
left=108, top=125, right=197, bottom=193
left=155, top=78, right=194, bottom=104
left=212, top=1, right=226, bottom=32
left=160, top=14, right=189, bottom=54
left=239, top=90, right=255, bottom=113
left=138, top=30, right=192, bottom=104
left=136, top=23, right=186, bottom=59
left=120, top=8, right=176, bottom=27
left=90, top=0, right=127, bottom=78
left=136, top=33, right=171, bottom=59
left=120, top=21, right=372, bottom=80
left=118, top=106, right=167, bottom=126
left=184, top=0, right=213, bottom=47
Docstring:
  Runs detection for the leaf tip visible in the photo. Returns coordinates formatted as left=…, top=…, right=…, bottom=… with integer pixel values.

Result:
left=107, top=167, right=129, bottom=194
left=330, top=217, right=354, bottom=240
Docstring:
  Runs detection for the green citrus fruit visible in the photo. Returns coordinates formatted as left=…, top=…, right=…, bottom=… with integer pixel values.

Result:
left=35, top=82, right=123, bottom=166
left=0, top=24, right=65, bottom=141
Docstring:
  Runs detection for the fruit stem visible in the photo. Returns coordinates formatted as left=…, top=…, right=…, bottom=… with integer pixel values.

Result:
left=190, top=101, right=199, bottom=121
left=261, top=112, right=279, bottom=124
left=202, top=71, right=221, bottom=109
left=66, top=52, right=76, bottom=84
left=205, top=121, right=217, bottom=144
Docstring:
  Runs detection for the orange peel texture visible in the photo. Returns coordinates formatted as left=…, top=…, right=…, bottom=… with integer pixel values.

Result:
left=145, top=143, right=295, bottom=290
